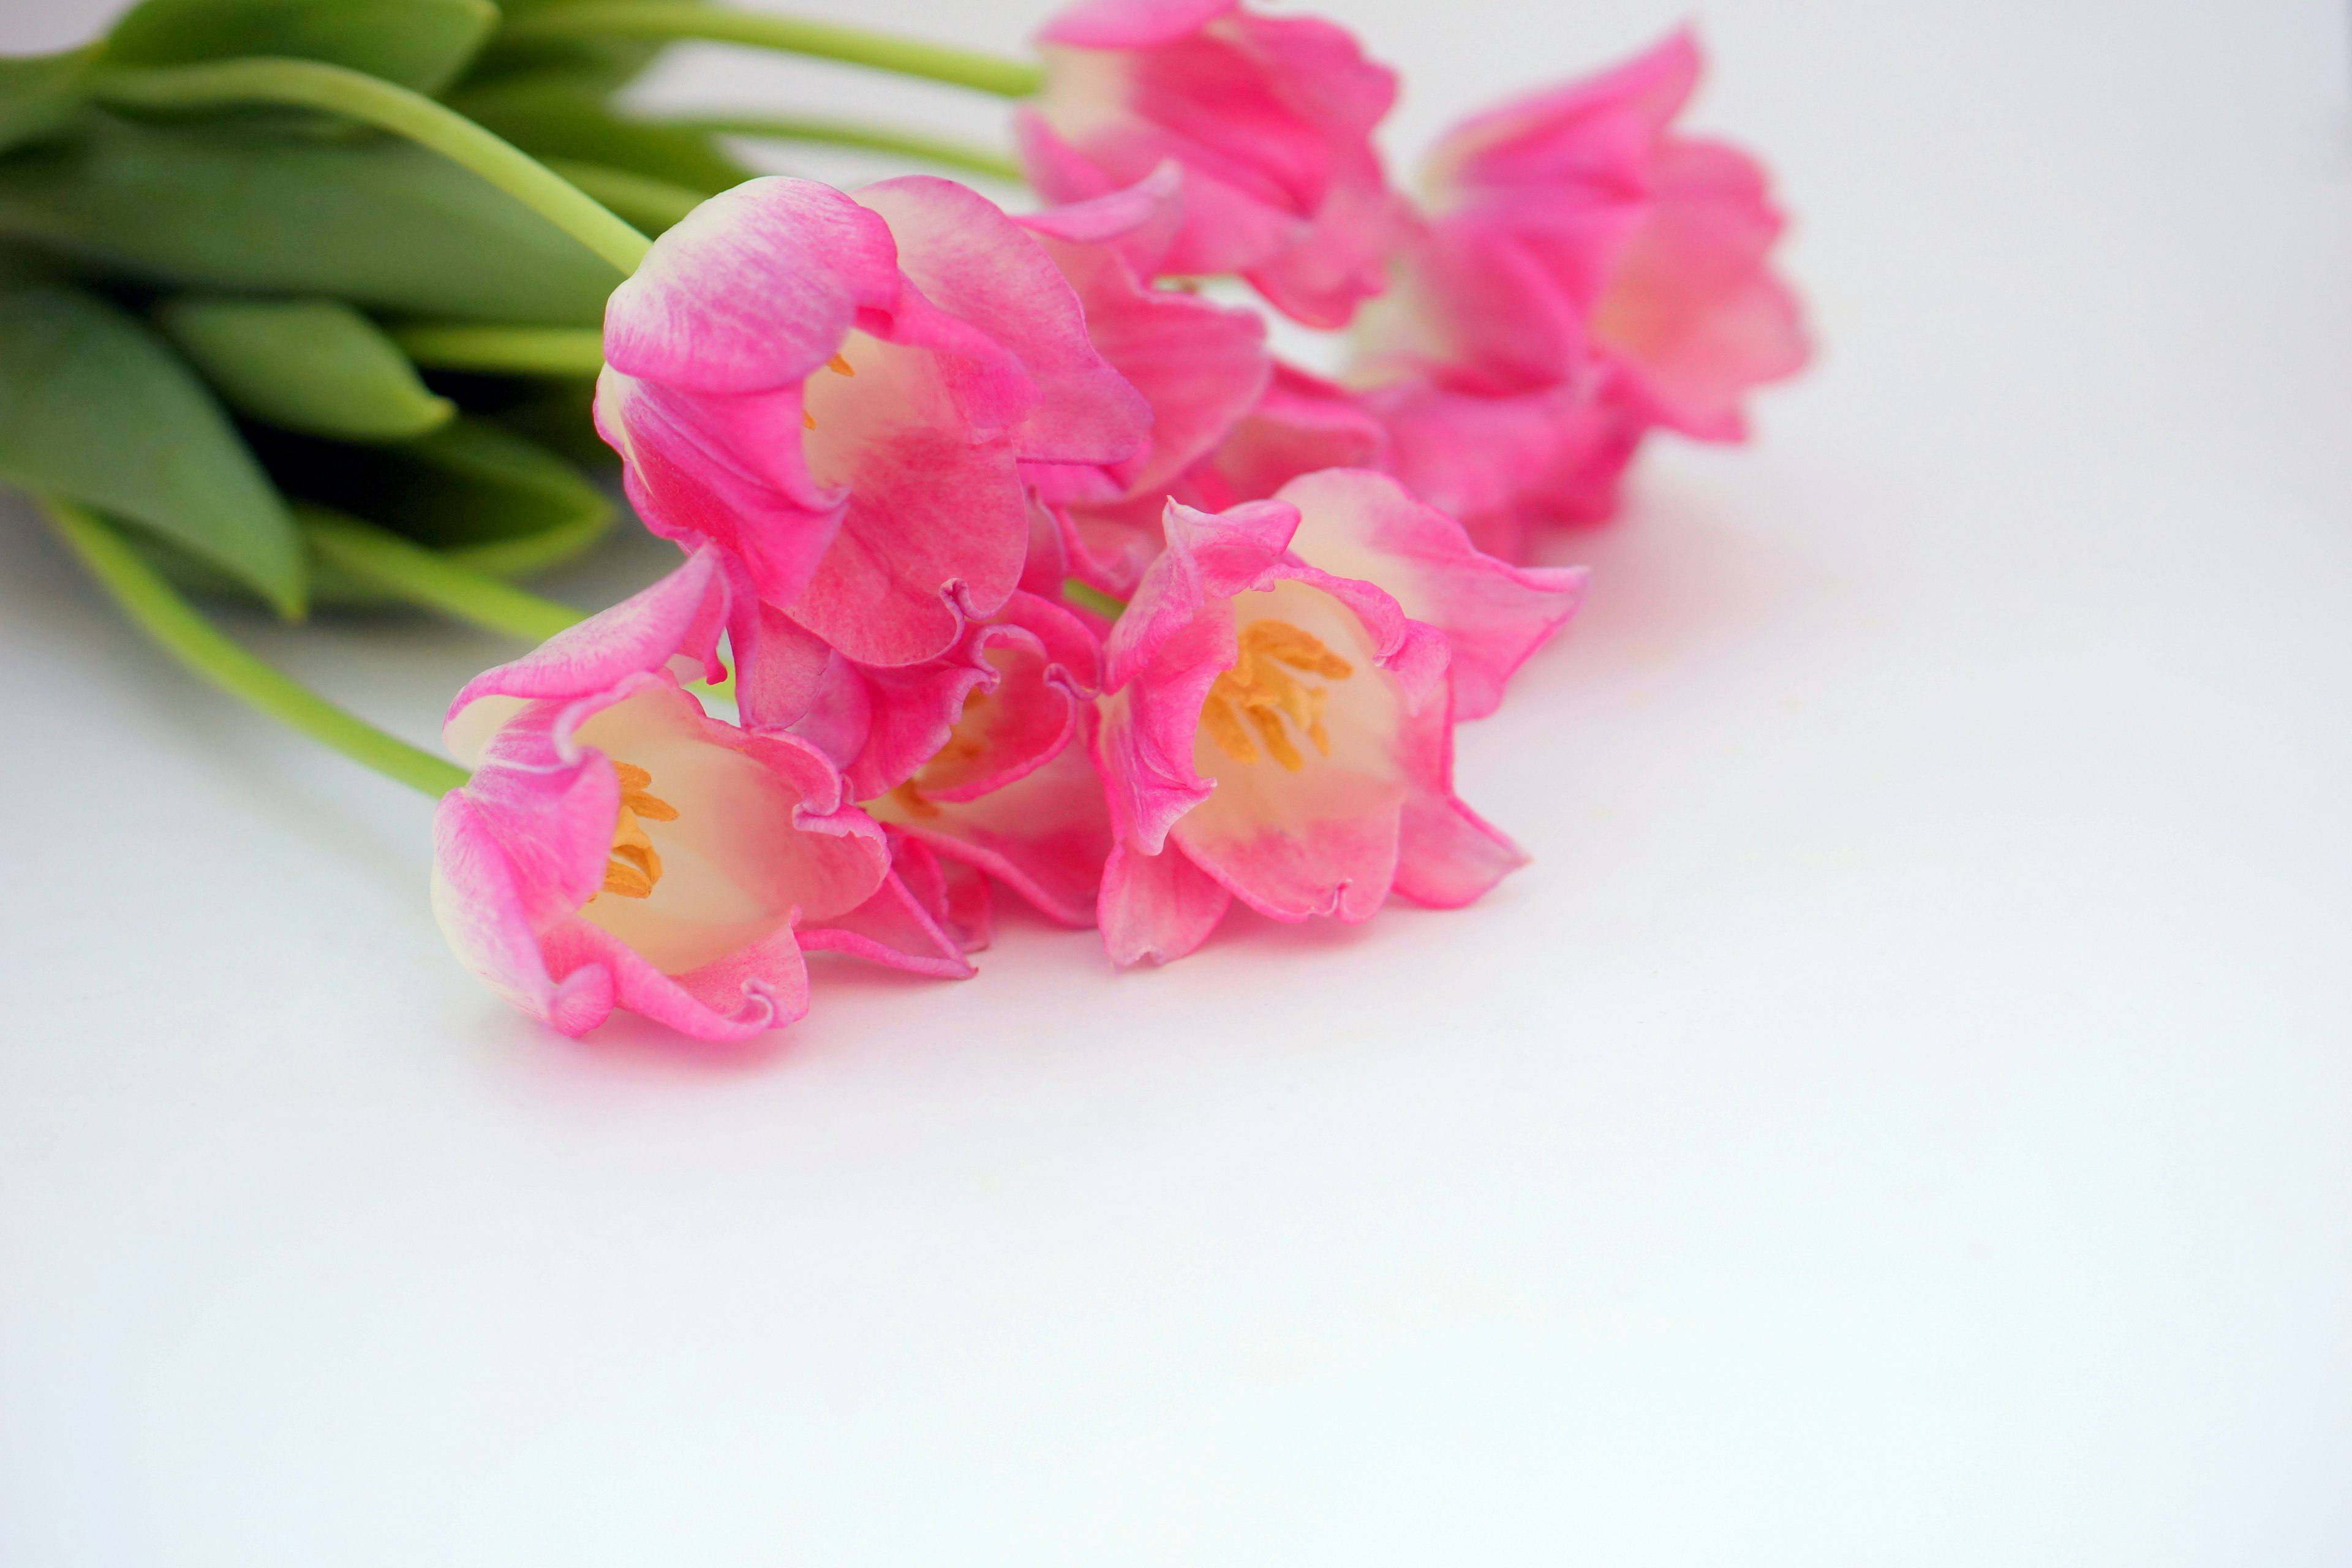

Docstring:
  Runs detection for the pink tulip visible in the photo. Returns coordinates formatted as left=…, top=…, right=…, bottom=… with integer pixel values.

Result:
left=596, top=175, right=1150, bottom=669
left=1091, top=492, right=1529, bottom=965
left=431, top=549, right=971, bottom=1042
left=1017, top=0, right=1403, bottom=328
left=1351, top=30, right=1807, bottom=547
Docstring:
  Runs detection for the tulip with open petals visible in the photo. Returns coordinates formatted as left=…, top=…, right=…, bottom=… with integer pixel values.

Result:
left=432, top=549, right=970, bottom=1041
left=1091, top=494, right=1528, bottom=965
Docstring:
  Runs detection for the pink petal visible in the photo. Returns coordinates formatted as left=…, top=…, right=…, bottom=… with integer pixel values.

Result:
left=541, top=918, right=813, bottom=1041
left=1420, top=29, right=1698, bottom=211
left=432, top=791, right=619, bottom=1037
left=1023, top=175, right=1272, bottom=497
left=885, top=829, right=996, bottom=952
left=798, top=866, right=978, bottom=978
left=1099, top=839, right=1232, bottom=965
left=602, top=177, right=900, bottom=395
left=781, top=333, right=1029, bottom=667
left=878, top=737, right=1116, bottom=929
left=1361, top=377, right=1627, bottom=560
left=1592, top=137, right=1810, bottom=438
left=1190, top=360, right=1389, bottom=507
left=1276, top=467, right=1587, bottom=719
left=597, top=374, right=846, bottom=611
left=1170, top=785, right=1403, bottom=923
left=1038, top=0, right=1234, bottom=48
left=857, top=176, right=1151, bottom=466
left=1387, top=685, right=1529, bottom=907
left=444, top=545, right=728, bottom=750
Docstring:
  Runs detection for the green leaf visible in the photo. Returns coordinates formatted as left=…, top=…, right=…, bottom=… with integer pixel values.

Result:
left=0, top=284, right=304, bottom=615
left=0, top=114, right=617, bottom=323
left=252, top=414, right=611, bottom=550
left=104, top=0, right=501, bottom=98
left=297, top=500, right=607, bottom=605
left=445, top=74, right=747, bottom=192
left=157, top=295, right=455, bottom=441
left=0, top=47, right=97, bottom=154
left=456, top=0, right=692, bottom=94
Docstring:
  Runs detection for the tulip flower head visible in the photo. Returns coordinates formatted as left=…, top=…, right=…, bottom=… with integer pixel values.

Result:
left=1351, top=30, right=1808, bottom=554
left=1019, top=0, right=1403, bottom=328
left=432, top=550, right=971, bottom=1041
left=1091, top=491, right=1530, bottom=965
left=596, top=175, right=1149, bottom=669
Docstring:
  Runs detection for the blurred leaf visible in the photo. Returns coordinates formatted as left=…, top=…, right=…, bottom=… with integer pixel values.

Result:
left=252, top=414, right=611, bottom=550
left=445, top=74, right=746, bottom=191
left=0, top=114, right=617, bottom=323
left=158, top=295, right=455, bottom=441
left=468, top=373, right=612, bottom=466
left=140, top=499, right=609, bottom=606
left=0, top=48, right=96, bottom=154
left=456, top=0, right=690, bottom=94
left=104, top=0, right=501, bottom=98
left=0, top=284, right=304, bottom=614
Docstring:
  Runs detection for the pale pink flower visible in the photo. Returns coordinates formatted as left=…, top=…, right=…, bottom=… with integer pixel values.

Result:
left=596, top=175, right=1149, bottom=669
left=1017, top=0, right=1402, bottom=328
left=1351, top=30, right=1807, bottom=548
left=431, top=549, right=970, bottom=1042
left=1091, top=491, right=1528, bottom=965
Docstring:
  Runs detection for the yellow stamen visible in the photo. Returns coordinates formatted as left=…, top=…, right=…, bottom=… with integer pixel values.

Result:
left=1202, top=620, right=1353, bottom=771
left=598, top=763, right=679, bottom=899
left=802, top=408, right=816, bottom=431
left=826, top=352, right=856, bottom=376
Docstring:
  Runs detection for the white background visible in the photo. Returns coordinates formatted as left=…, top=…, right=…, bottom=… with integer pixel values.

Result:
left=6, top=1, right=2351, bottom=1562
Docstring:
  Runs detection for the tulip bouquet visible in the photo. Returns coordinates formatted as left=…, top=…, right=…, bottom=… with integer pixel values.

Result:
left=3, top=0, right=1805, bottom=1039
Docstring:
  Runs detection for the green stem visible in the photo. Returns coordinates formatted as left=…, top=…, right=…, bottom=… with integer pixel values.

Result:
left=1063, top=578, right=1126, bottom=620
left=391, top=323, right=606, bottom=377
left=541, top=158, right=710, bottom=231
left=91, top=57, right=652, bottom=275
left=499, top=4, right=1042, bottom=98
left=303, top=510, right=586, bottom=644
left=668, top=114, right=1022, bottom=180
left=40, top=497, right=470, bottom=797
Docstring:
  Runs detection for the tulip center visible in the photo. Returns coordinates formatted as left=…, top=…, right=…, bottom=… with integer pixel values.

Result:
left=598, top=761, right=680, bottom=899
left=1202, top=620, right=1353, bottom=772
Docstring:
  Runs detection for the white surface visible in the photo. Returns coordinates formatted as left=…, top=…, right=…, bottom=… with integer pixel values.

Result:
left=7, top=1, right=2352, bottom=1562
